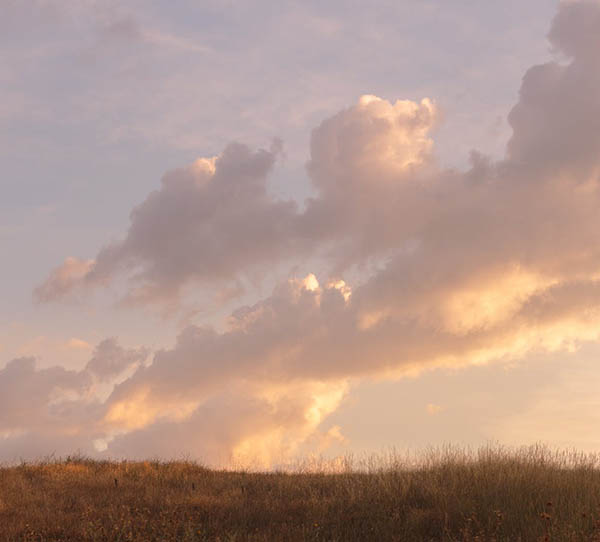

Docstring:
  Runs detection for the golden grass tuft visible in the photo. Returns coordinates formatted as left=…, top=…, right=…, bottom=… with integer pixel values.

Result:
left=1, top=444, right=600, bottom=541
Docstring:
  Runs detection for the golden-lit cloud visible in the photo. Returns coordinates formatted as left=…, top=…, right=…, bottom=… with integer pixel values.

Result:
left=65, top=338, right=93, bottom=351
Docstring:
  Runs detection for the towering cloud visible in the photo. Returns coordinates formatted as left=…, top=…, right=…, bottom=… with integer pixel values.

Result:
left=34, top=96, right=440, bottom=304
left=7, top=0, right=600, bottom=465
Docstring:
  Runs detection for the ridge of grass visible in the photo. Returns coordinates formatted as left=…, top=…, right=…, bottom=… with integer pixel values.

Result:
left=1, top=445, right=600, bottom=541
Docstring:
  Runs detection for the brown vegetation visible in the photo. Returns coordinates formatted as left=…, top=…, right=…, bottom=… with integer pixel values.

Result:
left=1, top=445, right=600, bottom=541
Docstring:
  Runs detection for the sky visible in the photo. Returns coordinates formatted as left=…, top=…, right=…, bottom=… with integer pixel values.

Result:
left=3, top=0, right=600, bottom=467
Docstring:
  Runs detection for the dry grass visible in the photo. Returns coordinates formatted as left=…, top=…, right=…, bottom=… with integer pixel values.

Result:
left=1, top=445, right=600, bottom=541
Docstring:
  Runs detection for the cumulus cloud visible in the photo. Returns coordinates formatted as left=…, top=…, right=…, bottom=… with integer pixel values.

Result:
left=0, top=357, right=88, bottom=435
left=85, top=338, right=148, bottom=382
left=0, top=302, right=349, bottom=466
left=0, top=339, right=147, bottom=461
left=37, top=142, right=305, bottom=304
left=35, top=95, right=440, bottom=304
left=12, top=0, right=600, bottom=465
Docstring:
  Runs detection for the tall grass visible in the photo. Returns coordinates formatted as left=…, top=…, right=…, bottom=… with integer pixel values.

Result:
left=1, top=444, right=600, bottom=541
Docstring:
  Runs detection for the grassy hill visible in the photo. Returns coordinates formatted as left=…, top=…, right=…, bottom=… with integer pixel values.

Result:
left=1, top=445, right=600, bottom=541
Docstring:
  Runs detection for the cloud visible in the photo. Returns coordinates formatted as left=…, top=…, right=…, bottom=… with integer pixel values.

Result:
left=0, top=316, right=349, bottom=466
left=65, top=338, right=92, bottom=351
left=426, top=404, right=443, bottom=415
left=507, top=2, right=600, bottom=179
left=38, top=142, right=305, bottom=304
left=0, top=357, right=88, bottom=435
left=106, top=378, right=348, bottom=467
left=0, top=339, right=148, bottom=462
left=85, top=338, right=148, bottom=382
left=13, top=0, right=600, bottom=465
left=33, top=257, right=94, bottom=302
left=549, top=0, right=600, bottom=61
left=35, top=95, right=439, bottom=304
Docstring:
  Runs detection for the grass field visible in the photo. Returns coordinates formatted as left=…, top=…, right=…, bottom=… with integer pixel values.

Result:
left=1, top=445, right=600, bottom=541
